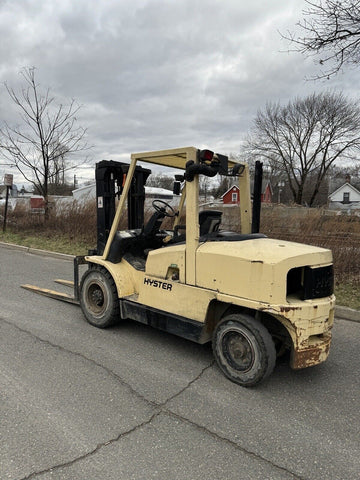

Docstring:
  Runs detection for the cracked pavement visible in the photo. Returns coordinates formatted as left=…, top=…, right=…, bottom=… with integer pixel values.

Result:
left=1, top=246, right=360, bottom=480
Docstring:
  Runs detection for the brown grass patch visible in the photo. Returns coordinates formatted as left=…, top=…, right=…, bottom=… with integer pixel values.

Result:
left=2, top=201, right=359, bottom=288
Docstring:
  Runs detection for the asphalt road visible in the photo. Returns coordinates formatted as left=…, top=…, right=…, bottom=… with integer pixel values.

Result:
left=1, top=246, right=359, bottom=480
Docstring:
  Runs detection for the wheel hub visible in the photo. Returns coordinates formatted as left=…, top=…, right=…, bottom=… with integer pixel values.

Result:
left=222, top=331, right=255, bottom=372
left=87, top=282, right=107, bottom=315
left=91, top=288, right=104, bottom=306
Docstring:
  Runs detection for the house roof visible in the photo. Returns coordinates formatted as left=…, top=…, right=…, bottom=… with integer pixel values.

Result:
left=72, top=183, right=173, bottom=199
left=221, top=185, right=239, bottom=199
left=328, top=182, right=360, bottom=198
left=329, top=177, right=360, bottom=194
left=221, top=180, right=273, bottom=199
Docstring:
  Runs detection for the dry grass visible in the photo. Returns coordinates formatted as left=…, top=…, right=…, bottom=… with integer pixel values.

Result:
left=2, top=201, right=97, bottom=249
left=260, top=206, right=360, bottom=286
left=1, top=201, right=359, bottom=303
left=204, top=204, right=359, bottom=287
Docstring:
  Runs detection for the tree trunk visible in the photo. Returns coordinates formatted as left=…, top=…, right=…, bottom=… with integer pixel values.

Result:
left=44, top=195, right=50, bottom=222
left=295, top=184, right=304, bottom=205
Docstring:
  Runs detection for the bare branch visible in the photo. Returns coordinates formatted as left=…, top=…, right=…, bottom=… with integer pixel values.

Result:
left=282, top=0, right=360, bottom=79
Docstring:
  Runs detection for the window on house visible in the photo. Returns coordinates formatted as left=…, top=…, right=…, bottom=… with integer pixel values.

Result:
left=343, top=192, right=350, bottom=204
left=232, top=192, right=238, bottom=202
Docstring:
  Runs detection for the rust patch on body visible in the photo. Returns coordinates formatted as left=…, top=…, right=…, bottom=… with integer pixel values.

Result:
left=280, top=305, right=301, bottom=313
left=291, top=335, right=331, bottom=369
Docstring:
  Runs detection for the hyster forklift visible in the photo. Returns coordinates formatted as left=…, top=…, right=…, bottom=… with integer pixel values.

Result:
left=23, top=147, right=335, bottom=386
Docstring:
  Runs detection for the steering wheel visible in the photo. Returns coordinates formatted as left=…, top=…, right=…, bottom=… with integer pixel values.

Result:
left=152, top=199, right=177, bottom=218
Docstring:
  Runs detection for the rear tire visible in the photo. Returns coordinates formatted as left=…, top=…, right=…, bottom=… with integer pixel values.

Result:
left=212, top=313, right=276, bottom=387
left=80, top=266, right=119, bottom=328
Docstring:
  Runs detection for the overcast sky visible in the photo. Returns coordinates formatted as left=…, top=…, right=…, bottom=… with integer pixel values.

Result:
left=1, top=0, right=360, bottom=186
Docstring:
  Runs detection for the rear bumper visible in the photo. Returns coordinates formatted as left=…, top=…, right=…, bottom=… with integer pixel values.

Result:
left=290, top=331, right=332, bottom=369
left=262, top=295, right=335, bottom=370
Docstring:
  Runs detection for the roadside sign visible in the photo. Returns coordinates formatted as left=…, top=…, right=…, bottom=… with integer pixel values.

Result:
left=4, top=174, right=13, bottom=187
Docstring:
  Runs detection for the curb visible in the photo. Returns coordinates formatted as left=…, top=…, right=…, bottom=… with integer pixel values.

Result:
left=1, top=241, right=359, bottom=323
left=0, top=241, right=75, bottom=261
left=335, top=306, right=360, bottom=324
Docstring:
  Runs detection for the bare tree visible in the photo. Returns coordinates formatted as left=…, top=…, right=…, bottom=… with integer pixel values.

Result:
left=284, top=0, right=360, bottom=79
left=146, top=173, right=174, bottom=191
left=0, top=67, right=88, bottom=218
left=212, top=176, right=232, bottom=199
left=245, top=91, right=360, bottom=206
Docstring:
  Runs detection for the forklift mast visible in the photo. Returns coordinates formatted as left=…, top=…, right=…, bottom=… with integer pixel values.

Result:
left=95, top=160, right=151, bottom=255
left=251, top=160, right=263, bottom=234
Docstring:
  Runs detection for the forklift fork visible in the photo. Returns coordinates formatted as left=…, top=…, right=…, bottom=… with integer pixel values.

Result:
left=21, top=256, right=88, bottom=305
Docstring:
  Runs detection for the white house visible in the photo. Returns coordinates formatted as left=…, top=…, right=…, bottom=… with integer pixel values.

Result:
left=72, top=183, right=96, bottom=202
left=328, top=182, right=360, bottom=210
left=72, top=183, right=177, bottom=206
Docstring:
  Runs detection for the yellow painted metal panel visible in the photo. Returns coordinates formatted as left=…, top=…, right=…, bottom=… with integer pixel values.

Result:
left=145, top=245, right=186, bottom=281
left=131, top=146, right=238, bottom=170
left=196, top=238, right=333, bottom=304
left=137, top=274, right=216, bottom=323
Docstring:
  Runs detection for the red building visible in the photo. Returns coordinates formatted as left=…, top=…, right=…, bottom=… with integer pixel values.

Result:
left=222, top=183, right=273, bottom=205
left=221, top=185, right=240, bottom=204
left=30, top=196, right=45, bottom=209
left=261, top=181, right=273, bottom=203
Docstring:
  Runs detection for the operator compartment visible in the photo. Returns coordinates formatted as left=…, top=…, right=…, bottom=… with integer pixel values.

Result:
left=107, top=229, right=143, bottom=264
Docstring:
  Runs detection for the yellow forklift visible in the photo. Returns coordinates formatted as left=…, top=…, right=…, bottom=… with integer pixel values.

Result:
left=23, top=147, right=335, bottom=386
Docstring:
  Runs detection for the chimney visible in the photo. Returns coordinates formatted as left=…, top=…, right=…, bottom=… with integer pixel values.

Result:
left=345, top=173, right=351, bottom=184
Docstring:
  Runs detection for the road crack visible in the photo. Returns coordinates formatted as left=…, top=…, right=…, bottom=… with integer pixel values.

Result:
left=0, top=317, right=157, bottom=407
left=162, top=411, right=308, bottom=480
left=3, top=318, right=304, bottom=480
left=160, top=359, right=215, bottom=406
left=1, top=318, right=217, bottom=479
left=20, top=411, right=161, bottom=480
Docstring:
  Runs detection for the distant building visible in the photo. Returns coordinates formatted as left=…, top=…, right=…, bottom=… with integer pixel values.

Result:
left=221, top=182, right=273, bottom=205
left=72, top=183, right=96, bottom=202
left=260, top=181, right=273, bottom=203
left=222, top=185, right=240, bottom=204
left=0, top=184, right=19, bottom=210
left=72, top=183, right=175, bottom=203
left=0, top=184, right=18, bottom=198
left=30, top=196, right=45, bottom=212
left=328, top=182, right=360, bottom=210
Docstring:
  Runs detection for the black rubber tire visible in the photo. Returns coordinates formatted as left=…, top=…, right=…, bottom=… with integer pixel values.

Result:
left=212, top=314, right=276, bottom=387
left=79, top=266, right=119, bottom=328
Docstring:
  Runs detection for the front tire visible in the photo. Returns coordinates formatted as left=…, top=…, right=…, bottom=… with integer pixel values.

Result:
left=80, top=266, right=119, bottom=328
left=212, top=313, right=276, bottom=387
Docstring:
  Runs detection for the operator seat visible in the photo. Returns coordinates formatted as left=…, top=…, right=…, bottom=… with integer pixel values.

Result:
left=142, top=209, right=166, bottom=237
left=170, top=210, right=223, bottom=244
left=199, top=210, right=222, bottom=235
